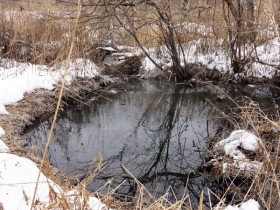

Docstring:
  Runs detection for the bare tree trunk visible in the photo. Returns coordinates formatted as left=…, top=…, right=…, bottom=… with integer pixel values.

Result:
left=222, top=0, right=257, bottom=74
left=144, top=0, right=192, bottom=79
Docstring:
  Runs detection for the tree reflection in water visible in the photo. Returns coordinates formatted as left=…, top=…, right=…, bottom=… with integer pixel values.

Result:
left=24, top=80, right=276, bottom=206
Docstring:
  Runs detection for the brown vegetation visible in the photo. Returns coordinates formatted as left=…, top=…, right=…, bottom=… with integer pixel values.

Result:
left=1, top=0, right=279, bottom=79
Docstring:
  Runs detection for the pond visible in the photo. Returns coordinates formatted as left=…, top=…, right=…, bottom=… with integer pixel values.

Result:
left=23, top=79, right=279, bottom=207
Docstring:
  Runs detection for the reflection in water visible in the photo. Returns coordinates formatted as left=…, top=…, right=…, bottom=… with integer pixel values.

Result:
left=23, top=80, right=277, bottom=206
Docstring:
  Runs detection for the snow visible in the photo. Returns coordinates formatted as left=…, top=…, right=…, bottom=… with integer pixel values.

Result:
left=139, top=35, right=277, bottom=78
left=180, top=22, right=214, bottom=35
left=247, top=38, right=280, bottom=78
left=215, top=130, right=260, bottom=157
left=5, top=10, right=45, bottom=22
left=0, top=74, right=55, bottom=114
left=214, top=130, right=262, bottom=172
left=224, top=199, right=260, bottom=210
left=57, top=58, right=99, bottom=82
left=0, top=153, right=61, bottom=209
left=0, top=153, right=108, bottom=209
left=139, top=38, right=233, bottom=77
left=223, top=160, right=263, bottom=173
left=109, top=89, right=118, bottom=94
left=0, top=58, right=99, bottom=114
left=0, top=140, right=10, bottom=153
left=0, top=127, right=10, bottom=153
left=96, top=46, right=117, bottom=52
left=88, top=196, right=109, bottom=209
left=112, top=52, right=138, bottom=58
left=138, top=23, right=279, bottom=78
left=0, top=126, right=4, bottom=136
left=182, top=39, right=232, bottom=73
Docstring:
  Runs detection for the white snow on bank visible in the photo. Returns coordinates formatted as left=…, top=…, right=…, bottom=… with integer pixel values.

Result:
left=0, top=125, right=10, bottom=153
left=0, top=127, right=10, bottom=153
left=224, top=199, right=260, bottom=210
left=0, top=58, right=99, bottom=81
left=0, top=153, right=60, bottom=209
left=0, top=131, right=108, bottom=210
left=183, top=39, right=232, bottom=73
left=0, top=140, right=10, bottom=153
left=247, top=37, right=280, bottom=78
left=223, top=160, right=262, bottom=173
left=140, top=56, right=171, bottom=78
left=140, top=36, right=279, bottom=78
left=214, top=130, right=262, bottom=173
left=0, top=58, right=99, bottom=114
left=180, top=22, right=214, bottom=36
left=139, top=23, right=279, bottom=78
left=0, top=73, right=55, bottom=114
left=139, top=38, right=233, bottom=78
left=0, top=126, right=4, bottom=136
left=0, top=153, right=108, bottom=209
left=215, top=130, right=260, bottom=157
left=57, top=58, right=99, bottom=82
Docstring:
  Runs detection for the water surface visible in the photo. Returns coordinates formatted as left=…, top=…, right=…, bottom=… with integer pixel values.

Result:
left=23, top=80, right=278, bottom=205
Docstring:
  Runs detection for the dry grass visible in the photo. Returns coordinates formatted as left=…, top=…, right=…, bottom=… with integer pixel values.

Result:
left=0, top=0, right=278, bottom=69
left=0, top=0, right=104, bottom=65
left=202, top=95, right=280, bottom=209
left=0, top=89, right=56, bottom=153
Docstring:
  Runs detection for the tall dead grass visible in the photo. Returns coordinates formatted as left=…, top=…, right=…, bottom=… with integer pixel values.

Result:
left=205, top=95, right=280, bottom=209
left=0, top=0, right=103, bottom=65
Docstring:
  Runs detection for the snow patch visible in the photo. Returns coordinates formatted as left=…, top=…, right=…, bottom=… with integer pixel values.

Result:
left=0, top=126, right=10, bottom=153
left=57, top=58, right=99, bottom=83
left=0, top=74, right=55, bottom=114
left=0, top=126, right=5, bottom=136
left=215, top=130, right=260, bottom=157
left=180, top=22, right=214, bottom=35
left=0, top=140, right=10, bottom=153
left=0, top=153, right=61, bottom=209
left=214, top=130, right=262, bottom=172
left=138, top=23, right=279, bottom=78
left=0, top=153, right=109, bottom=209
left=139, top=38, right=233, bottom=78
left=223, top=160, right=263, bottom=173
left=0, top=58, right=100, bottom=114
left=224, top=199, right=260, bottom=210
left=87, top=196, right=108, bottom=209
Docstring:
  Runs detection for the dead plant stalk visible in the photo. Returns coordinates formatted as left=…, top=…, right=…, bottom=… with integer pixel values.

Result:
left=30, top=0, right=82, bottom=209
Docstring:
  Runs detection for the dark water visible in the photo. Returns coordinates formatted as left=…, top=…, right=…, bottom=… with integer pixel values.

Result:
left=23, top=80, right=279, bottom=206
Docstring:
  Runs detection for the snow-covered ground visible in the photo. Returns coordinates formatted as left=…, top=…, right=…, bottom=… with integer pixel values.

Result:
left=214, top=130, right=262, bottom=173
left=0, top=58, right=109, bottom=209
left=139, top=36, right=279, bottom=78
left=224, top=199, right=260, bottom=210
left=0, top=58, right=99, bottom=114
left=0, top=150, right=108, bottom=209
